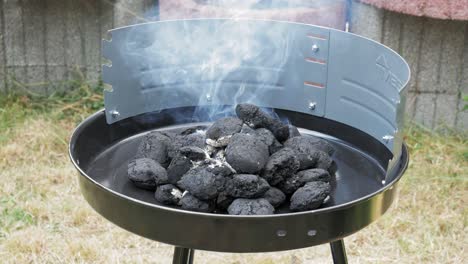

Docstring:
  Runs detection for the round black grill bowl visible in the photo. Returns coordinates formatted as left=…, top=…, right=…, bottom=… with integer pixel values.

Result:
left=69, top=106, right=408, bottom=253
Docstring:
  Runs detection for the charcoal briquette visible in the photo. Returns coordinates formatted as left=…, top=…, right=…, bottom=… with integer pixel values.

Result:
left=155, top=184, right=183, bottom=205
left=235, top=103, right=289, bottom=142
left=177, top=165, right=227, bottom=200
left=179, top=146, right=208, bottom=161
left=225, top=133, right=269, bottom=174
left=262, top=187, right=286, bottom=208
left=166, top=154, right=192, bottom=184
left=290, top=181, right=331, bottom=211
left=284, top=135, right=334, bottom=155
left=255, top=128, right=283, bottom=154
left=216, top=191, right=234, bottom=211
left=135, top=131, right=172, bottom=166
left=277, top=174, right=303, bottom=195
left=227, top=198, right=275, bottom=215
left=225, top=174, right=270, bottom=198
left=314, top=151, right=336, bottom=173
left=284, top=136, right=334, bottom=169
left=180, top=193, right=214, bottom=213
left=262, top=147, right=300, bottom=185
left=240, top=124, right=255, bottom=134
left=206, top=117, right=243, bottom=140
left=168, top=132, right=206, bottom=158
left=297, top=168, right=331, bottom=184
left=127, top=158, right=168, bottom=190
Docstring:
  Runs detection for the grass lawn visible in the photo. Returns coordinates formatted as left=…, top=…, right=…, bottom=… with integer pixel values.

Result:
left=0, top=86, right=466, bottom=263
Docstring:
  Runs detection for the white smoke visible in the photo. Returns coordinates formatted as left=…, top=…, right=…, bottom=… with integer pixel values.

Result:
left=118, top=0, right=345, bottom=120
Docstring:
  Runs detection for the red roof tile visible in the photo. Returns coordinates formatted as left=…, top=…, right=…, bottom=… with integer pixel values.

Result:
left=360, top=0, right=468, bottom=20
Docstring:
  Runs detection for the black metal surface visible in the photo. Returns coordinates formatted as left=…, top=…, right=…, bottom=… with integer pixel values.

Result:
left=330, top=240, right=348, bottom=264
left=173, top=247, right=194, bottom=264
left=69, top=107, right=408, bottom=253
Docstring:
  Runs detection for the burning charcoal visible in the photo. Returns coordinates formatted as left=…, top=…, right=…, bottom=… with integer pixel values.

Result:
left=216, top=191, right=234, bottom=211
left=262, top=187, right=286, bottom=208
left=262, top=147, right=300, bottom=186
left=177, top=165, right=227, bottom=200
left=135, top=131, right=172, bottom=166
left=284, top=136, right=334, bottom=169
left=225, top=133, right=269, bottom=174
left=127, top=158, right=168, bottom=190
left=155, top=184, right=183, bottom=205
left=255, top=128, right=283, bottom=154
left=235, top=103, right=289, bottom=142
left=277, top=174, right=303, bottom=195
left=297, top=168, right=331, bottom=184
left=290, top=181, right=331, bottom=212
left=227, top=198, right=275, bottom=215
left=179, top=146, right=208, bottom=161
left=168, top=132, right=206, bottom=158
left=167, top=154, right=192, bottom=184
left=225, top=174, right=270, bottom=198
left=288, top=125, right=301, bottom=138
left=240, top=124, right=255, bottom=134
left=206, top=117, right=243, bottom=140
left=180, top=193, right=214, bottom=213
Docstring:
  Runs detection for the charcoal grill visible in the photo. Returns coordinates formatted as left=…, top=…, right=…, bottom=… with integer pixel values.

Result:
left=69, top=19, right=410, bottom=263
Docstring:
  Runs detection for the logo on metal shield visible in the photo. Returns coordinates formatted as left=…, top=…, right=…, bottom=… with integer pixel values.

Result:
left=376, top=55, right=403, bottom=91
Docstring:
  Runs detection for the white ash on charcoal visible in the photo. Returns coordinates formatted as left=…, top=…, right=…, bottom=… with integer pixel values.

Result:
left=225, top=174, right=270, bottom=198
left=127, top=158, right=168, bottom=190
left=262, top=187, right=286, bottom=208
left=127, top=103, right=336, bottom=215
left=225, top=133, right=269, bottom=174
left=227, top=198, right=275, bottom=215
left=180, top=193, right=214, bottom=213
left=290, top=181, right=331, bottom=211
left=155, top=184, right=183, bottom=205
left=262, top=147, right=300, bottom=186
left=135, top=131, right=172, bottom=167
left=235, top=103, right=289, bottom=142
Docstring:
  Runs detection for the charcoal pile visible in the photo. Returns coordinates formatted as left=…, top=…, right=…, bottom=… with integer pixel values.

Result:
left=128, top=104, right=335, bottom=215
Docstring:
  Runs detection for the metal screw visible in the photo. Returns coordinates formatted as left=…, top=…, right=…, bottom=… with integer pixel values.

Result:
left=308, top=102, right=317, bottom=111
left=311, top=44, right=319, bottom=53
left=382, top=135, right=394, bottom=143
left=109, top=110, right=120, bottom=119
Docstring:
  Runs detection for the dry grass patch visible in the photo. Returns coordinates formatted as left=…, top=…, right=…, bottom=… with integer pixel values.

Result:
left=0, top=100, right=466, bottom=263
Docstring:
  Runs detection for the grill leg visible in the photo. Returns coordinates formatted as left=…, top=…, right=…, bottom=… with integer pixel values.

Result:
left=330, top=239, right=348, bottom=264
left=172, top=247, right=195, bottom=264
